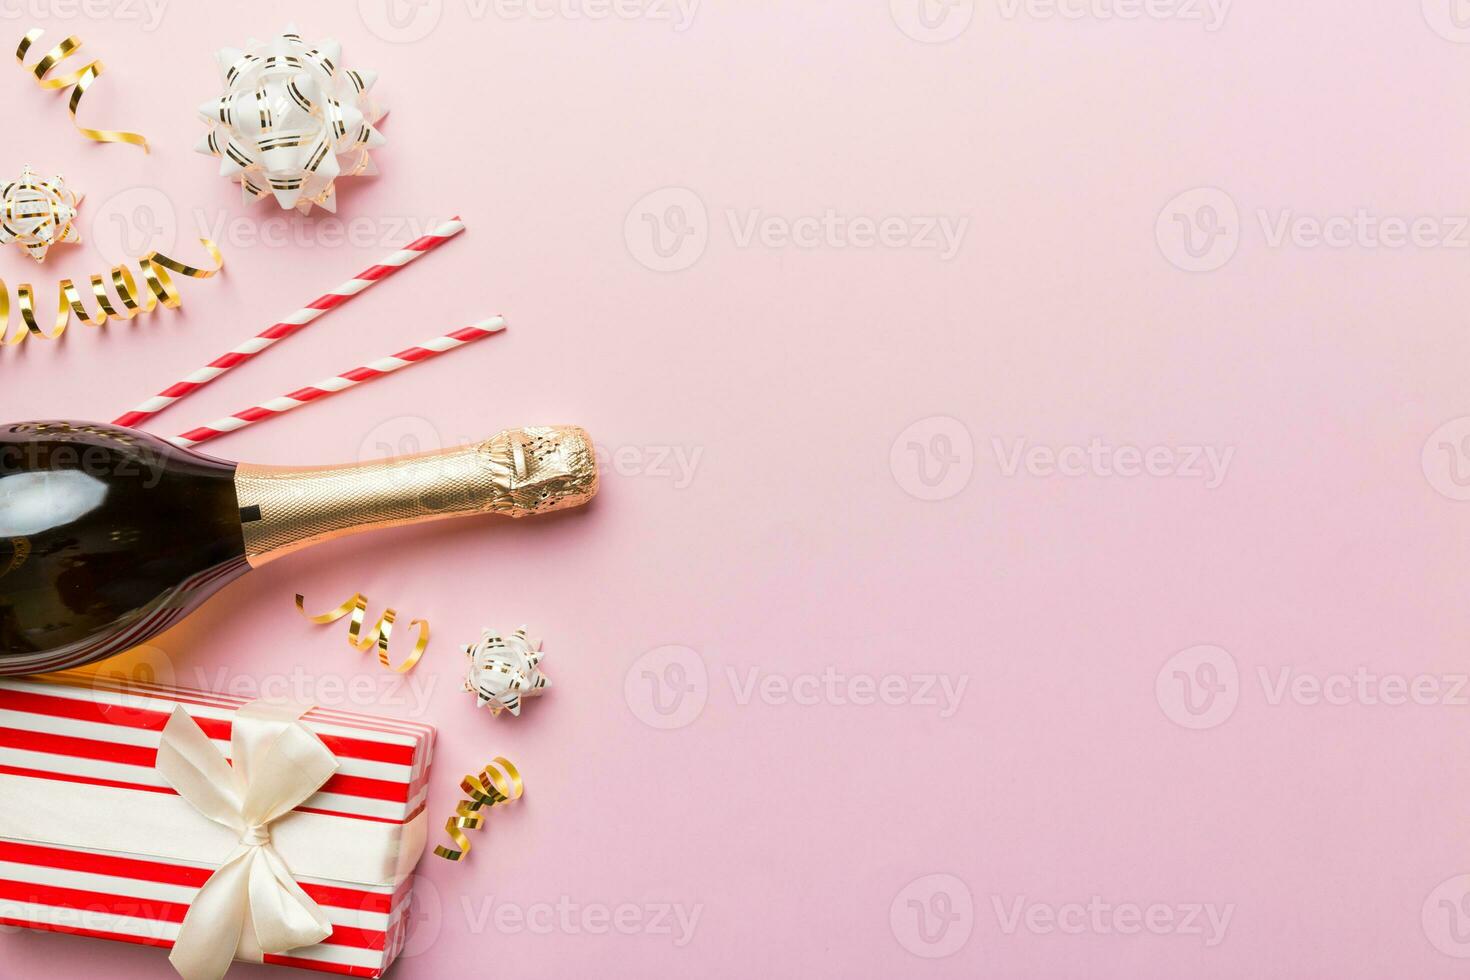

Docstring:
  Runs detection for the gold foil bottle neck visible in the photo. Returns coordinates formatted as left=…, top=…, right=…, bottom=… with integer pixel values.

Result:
left=234, top=426, right=598, bottom=566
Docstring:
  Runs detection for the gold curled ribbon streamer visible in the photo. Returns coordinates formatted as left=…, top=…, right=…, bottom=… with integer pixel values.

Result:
left=296, top=593, right=429, bottom=674
left=433, top=757, right=523, bottom=862
left=0, top=239, right=224, bottom=346
left=17, top=28, right=148, bottom=151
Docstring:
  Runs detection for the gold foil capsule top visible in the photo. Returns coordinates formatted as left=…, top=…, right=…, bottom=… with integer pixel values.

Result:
left=480, top=425, right=600, bottom=517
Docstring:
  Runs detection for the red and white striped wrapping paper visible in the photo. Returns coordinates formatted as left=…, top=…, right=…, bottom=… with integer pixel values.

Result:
left=0, top=674, right=436, bottom=978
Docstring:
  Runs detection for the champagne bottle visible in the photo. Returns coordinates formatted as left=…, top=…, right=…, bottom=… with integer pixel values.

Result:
left=0, top=421, right=598, bottom=676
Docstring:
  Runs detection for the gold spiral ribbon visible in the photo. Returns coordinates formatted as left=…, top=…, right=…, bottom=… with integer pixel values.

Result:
left=433, top=758, right=523, bottom=862
left=296, top=593, right=430, bottom=674
left=0, top=239, right=224, bottom=346
left=17, top=28, right=148, bottom=151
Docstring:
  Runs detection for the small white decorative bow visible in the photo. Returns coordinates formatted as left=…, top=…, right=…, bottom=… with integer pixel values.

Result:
left=155, top=700, right=339, bottom=980
left=463, top=627, right=551, bottom=716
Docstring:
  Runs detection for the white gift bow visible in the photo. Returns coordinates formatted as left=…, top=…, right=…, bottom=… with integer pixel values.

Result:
left=155, top=699, right=340, bottom=980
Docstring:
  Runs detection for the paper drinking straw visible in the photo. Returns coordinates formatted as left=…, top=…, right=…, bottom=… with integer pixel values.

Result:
left=168, top=318, right=506, bottom=449
left=113, top=216, right=467, bottom=429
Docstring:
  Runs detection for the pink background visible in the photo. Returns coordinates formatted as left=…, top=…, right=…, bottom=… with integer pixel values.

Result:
left=7, top=1, right=1470, bottom=977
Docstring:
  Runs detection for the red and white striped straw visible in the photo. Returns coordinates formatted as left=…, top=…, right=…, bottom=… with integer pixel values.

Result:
left=112, top=216, right=467, bottom=429
left=168, top=317, right=506, bottom=449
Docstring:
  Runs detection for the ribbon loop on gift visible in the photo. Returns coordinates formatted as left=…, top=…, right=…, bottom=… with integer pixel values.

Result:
left=155, top=700, right=340, bottom=980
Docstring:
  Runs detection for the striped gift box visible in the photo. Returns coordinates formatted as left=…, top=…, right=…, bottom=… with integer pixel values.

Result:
left=0, top=674, right=435, bottom=978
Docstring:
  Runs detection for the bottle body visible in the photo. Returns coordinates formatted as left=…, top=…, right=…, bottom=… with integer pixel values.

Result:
left=0, top=421, right=248, bottom=675
left=0, top=421, right=598, bottom=676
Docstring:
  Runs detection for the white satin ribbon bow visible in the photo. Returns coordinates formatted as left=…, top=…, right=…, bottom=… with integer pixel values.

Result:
left=155, top=699, right=340, bottom=980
